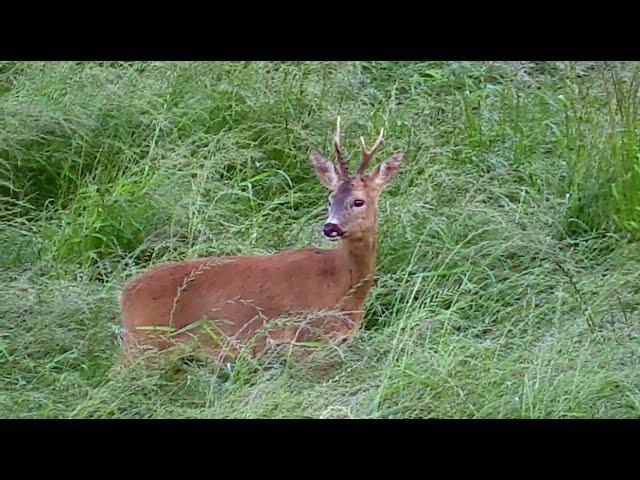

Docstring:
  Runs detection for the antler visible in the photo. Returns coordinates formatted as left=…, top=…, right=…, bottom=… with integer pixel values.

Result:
left=333, top=116, right=349, bottom=177
left=357, top=127, right=384, bottom=175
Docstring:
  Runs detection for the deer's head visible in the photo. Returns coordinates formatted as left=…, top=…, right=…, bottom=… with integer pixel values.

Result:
left=310, top=117, right=404, bottom=242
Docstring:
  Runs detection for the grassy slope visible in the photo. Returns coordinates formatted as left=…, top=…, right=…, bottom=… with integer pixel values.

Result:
left=1, top=61, right=639, bottom=418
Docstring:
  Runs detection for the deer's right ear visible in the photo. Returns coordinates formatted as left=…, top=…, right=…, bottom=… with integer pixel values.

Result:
left=310, top=150, right=339, bottom=190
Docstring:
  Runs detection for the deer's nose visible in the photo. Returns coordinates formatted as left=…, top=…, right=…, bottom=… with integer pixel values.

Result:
left=323, top=222, right=345, bottom=239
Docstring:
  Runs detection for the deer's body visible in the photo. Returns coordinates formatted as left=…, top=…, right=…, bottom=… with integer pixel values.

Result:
left=120, top=118, right=403, bottom=361
left=121, top=240, right=376, bottom=359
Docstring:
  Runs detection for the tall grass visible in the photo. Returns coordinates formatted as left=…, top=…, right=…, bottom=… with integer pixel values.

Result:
left=558, top=63, right=640, bottom=239
left=1, top=61, right=639, bottom=418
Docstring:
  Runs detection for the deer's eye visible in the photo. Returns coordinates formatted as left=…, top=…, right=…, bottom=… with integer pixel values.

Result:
left=353, top=199, right=365, bottom=208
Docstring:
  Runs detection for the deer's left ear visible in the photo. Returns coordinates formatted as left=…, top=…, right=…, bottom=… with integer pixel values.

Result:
left=369, top=152, right=404, bottom=191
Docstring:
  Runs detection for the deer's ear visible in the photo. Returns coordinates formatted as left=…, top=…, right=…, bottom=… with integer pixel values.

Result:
left=310, top=150, right=339, bottom=190
left=369, top=152, right=404, bottom=191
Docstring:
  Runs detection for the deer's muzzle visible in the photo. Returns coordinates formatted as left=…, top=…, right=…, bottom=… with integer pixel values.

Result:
left=323, top=222, right=345, bottom=240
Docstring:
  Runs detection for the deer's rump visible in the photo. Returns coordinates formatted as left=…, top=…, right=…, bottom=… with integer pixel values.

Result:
left=120, top=248, right=354, bottom=357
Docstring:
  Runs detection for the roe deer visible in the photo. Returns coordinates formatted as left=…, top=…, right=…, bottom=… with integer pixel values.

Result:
left=120, top=118, right=404, bottom=361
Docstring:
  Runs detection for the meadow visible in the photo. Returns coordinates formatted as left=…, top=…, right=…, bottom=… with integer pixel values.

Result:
left=1, top=61, right=639, bottom=418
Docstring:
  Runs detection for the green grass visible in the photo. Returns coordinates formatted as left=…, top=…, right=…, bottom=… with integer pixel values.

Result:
left=1, top=61, right=640, bottom=418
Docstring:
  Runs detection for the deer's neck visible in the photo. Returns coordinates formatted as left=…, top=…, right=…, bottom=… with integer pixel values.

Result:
left=339, top=230, right=377, bottom=307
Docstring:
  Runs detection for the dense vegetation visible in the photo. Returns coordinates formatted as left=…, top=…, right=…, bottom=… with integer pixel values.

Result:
left=1, top=61, right=639, bottom=418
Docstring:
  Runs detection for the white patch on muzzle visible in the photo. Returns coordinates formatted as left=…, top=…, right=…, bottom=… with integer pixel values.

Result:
left=326, top=215, right=339, bottom=225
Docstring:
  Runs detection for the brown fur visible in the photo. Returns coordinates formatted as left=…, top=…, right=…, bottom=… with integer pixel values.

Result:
left=120, top=126, right=403, bottom=362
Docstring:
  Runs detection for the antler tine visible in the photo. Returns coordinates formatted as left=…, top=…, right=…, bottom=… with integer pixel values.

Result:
left=333, top=116, right=349, bottom=177
left=357, top=126, right=385, bottom=175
